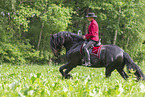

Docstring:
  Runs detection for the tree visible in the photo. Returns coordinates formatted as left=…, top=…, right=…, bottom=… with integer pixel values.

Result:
left=0, top=0, right=145, bottom=64
left=0, top=0, right=74, bottom=64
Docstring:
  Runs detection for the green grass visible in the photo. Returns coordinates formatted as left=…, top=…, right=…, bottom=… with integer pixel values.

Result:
left=0, top=64, right=145, bottom=97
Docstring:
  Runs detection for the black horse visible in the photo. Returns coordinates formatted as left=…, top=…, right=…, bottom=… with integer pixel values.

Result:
left=50, top=31, right=145, bottom=80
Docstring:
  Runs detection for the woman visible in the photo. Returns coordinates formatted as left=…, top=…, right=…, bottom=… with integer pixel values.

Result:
left=83, top=13, right=99, bottom=66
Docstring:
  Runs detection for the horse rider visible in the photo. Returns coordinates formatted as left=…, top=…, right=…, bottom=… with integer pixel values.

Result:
left=83, top=13, right=99, bottom=66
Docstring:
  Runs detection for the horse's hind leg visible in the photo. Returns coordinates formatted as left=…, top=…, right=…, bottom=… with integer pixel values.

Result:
left=117, top=69, right=129, bottom=80
left=105, top=65, right=116, bottom=78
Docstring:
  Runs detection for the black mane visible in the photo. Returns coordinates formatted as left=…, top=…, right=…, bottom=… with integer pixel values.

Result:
left=50, top=31, right=83, bottom=52
left=57, top=31, right=83, bottom=42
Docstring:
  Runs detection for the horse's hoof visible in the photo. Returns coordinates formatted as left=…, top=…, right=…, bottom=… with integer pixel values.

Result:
left=65, top=74, right=73, bottom=79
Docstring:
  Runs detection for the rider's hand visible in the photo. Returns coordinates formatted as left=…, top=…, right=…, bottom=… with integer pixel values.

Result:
left=83, top=36, right=86, bottom=39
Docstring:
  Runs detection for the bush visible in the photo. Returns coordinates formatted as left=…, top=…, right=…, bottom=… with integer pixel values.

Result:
left=0, top=41, right=39, bottom=64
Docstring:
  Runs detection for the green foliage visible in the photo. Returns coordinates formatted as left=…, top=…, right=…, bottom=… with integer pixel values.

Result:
left=0, top=64, right=145, bottom=96
left=23, top=2, right=73, bottom=51
left=0, top=41, right=39, bottom=64
left=13, top=5, right=41, bottom=32
left=0, top=0, right=145, bottom=64
left=42, top=4, right=73, bottom=32
left=0, top=0, right=73, bottom=64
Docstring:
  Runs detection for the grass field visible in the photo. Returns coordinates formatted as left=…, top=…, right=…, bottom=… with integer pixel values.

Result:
left=0, top=64, right=145, bottom=97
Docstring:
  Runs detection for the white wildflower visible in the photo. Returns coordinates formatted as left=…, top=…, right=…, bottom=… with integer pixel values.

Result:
left=100, top=72, right=103, bottom=76
left=28, top=90, right=35, bottom=95
left=47, top=90, right=50, bottom=95
left=18, top=91, right=26, bottom=97
left=8, top=82, right=16, bottom=89
left=117, top=84, right=124, bottom=96
left=30, top=73, right=37, bottom=78
left=119, top=84, right=124, bottom=93
left=140, top=83, right=145, bottom=93
left=89, top=88, right=97, bottom=97
left=85, top=75, right=91, bottom=84
left=63, top=87, right=68, bottom=92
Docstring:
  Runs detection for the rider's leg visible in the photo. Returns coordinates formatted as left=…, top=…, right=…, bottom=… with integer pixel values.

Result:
left=83, top=40, right=96, bottom=66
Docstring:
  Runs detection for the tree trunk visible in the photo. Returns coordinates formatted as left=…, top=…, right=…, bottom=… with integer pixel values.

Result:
left=11, top=0, right=16, bottom=11
left=113, top=30, right=118, bottom=45
left=113, top=8, right=121, bottom=45
left=37, top=22, right=44, bottom=51
left=37, top=2, right=48, bottom=51
left=126, top=37, right=130, bottom=47
left=85, top=8, right=89, bottom=34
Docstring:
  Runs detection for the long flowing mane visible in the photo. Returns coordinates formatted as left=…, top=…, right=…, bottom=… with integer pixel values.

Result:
left=57, top=31, right=83, bottom=42
left=50, top=31, right=83, bottom=55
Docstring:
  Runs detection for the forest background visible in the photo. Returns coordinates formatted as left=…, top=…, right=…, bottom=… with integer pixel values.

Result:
left=1, top=0, right=145, bottom=65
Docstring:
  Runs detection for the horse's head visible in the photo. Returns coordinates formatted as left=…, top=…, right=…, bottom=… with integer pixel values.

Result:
left=50, top=34, right=64, bottom=57
left=50, top=31, right=83, bottom=57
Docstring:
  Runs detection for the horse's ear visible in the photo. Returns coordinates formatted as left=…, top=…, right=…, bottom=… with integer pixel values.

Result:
left=50, top=34, right=54, bottom=39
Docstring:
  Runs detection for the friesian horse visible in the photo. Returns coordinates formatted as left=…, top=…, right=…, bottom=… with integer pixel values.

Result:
left=50, top=31, right=145, bottom=80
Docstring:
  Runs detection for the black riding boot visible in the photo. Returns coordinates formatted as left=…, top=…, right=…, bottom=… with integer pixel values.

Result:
left=82, top=48, right=91, bottom=66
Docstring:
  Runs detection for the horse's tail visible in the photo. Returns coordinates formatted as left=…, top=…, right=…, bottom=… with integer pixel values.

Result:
left=123, top=52, right=145, bottom=80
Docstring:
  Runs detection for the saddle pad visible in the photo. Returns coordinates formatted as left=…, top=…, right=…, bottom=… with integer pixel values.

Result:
left=91, top=45, right=103, bottom=59
left=80, top=44, right=103, bottom=59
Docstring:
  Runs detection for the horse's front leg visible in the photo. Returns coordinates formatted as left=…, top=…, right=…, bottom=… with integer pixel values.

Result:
left=59, top=62, right=70, bottom=77
left=59, top=62, right=75, bottom=79
left=64, top=65, right=77, bottom=79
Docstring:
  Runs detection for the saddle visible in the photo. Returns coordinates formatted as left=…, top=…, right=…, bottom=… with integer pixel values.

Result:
left=80, top=39, right=103, bottom=59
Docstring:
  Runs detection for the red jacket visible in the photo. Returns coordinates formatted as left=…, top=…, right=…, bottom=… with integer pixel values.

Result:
left=85, top=19, right=99, bottom=41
